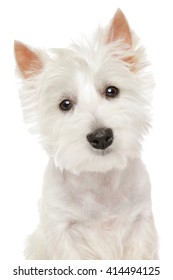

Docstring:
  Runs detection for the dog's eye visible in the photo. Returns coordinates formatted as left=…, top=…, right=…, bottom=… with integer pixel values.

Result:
left=105, top=86, right=119, bottom=98
left=59, top=99, right=73, bottom=111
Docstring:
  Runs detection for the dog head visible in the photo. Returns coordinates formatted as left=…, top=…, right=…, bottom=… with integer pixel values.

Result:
left=15, top=9, right=153, bottom=173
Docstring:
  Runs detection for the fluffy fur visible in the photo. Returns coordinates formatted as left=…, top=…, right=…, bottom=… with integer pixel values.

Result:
left=15, top=9, right=158, bottom=259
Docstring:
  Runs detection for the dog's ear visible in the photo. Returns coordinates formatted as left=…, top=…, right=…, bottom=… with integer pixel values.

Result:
left=107, top=9, right=141, bottom=71
left=14, top=41, right=43, bottom=79
left=107, top=8, right=132, bottom=46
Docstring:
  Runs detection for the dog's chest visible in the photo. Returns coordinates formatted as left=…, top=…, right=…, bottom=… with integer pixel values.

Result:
left=42, top=160, right=148, bottom=258
left=62, top=170, right=132, bottom=227
left=43, top=160, right=144, bottom=231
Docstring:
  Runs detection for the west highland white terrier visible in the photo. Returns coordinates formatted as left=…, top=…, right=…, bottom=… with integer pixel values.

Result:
left=15, top=9, right=158, bottom=259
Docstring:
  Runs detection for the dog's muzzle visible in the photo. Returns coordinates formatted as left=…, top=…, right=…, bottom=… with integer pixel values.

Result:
left=87, top=128, right=113, bottom=150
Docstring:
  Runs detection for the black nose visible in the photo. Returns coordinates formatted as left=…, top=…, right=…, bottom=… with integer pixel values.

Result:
left=87, top=128, right=113, bottom=150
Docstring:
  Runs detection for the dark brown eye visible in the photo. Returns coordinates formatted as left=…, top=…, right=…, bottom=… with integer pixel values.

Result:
left=59, top=99, right=73, bottom=111
left=105, top=86, right=119, bottom=98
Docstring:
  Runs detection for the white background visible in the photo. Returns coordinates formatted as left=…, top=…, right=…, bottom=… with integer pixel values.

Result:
left=0, top=0, right=173, bottom=265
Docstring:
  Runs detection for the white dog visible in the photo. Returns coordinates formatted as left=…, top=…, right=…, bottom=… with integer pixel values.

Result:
left=15, top=9, right=158, bottom=259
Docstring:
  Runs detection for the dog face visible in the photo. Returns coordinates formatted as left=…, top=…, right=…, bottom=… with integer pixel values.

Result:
left=15, top=9, right=153, bottom=173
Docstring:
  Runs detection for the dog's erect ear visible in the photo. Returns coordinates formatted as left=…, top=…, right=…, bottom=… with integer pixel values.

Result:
left=106, top=9, right=140, bottom=71
left=107, top=9, right=132, bottom=46
left=14, top=41, right=43, bottom=79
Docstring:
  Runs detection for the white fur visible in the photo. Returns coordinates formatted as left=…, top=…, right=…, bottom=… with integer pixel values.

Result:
left=17, top=22, right=158, bottom=259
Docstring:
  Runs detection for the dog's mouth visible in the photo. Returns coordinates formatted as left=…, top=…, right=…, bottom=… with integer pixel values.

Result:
left=89, top=146, right=113, bottom=157
left=99, top=148, right=112, bottom=156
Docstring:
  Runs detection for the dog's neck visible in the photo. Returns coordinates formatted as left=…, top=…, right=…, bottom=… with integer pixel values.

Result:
left=59, top=165, right=123, bottom=194
left=42, top=158, right=132, bottom=220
